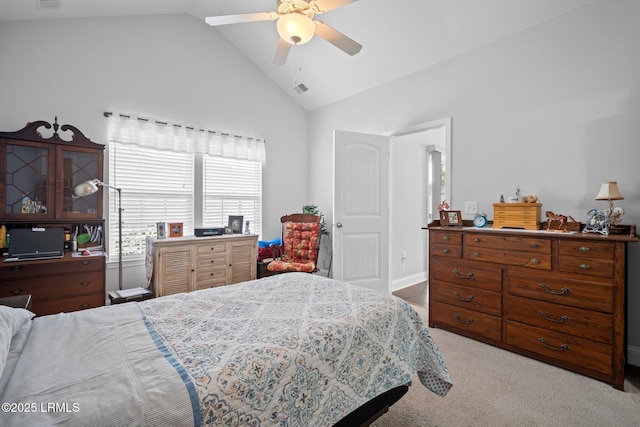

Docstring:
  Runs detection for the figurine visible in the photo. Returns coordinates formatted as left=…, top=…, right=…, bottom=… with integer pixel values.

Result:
left=545, top=211, right=576, bottom=231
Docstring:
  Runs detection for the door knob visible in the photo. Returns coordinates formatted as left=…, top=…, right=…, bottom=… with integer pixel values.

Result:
left=336, top=222, right=343, bottom=228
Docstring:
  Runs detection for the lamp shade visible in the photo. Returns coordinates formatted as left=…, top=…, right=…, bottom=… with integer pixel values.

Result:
left=277, top=13, right=315, bottom=45
left=73, top=179, right=101, bottom=197
left=595, top=181, right=624, bottom=201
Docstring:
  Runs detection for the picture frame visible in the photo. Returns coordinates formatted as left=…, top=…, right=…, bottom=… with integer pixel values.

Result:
left=228, top=215, right=243, bottom=234
left=156, top=222, right=166, bottom=239
left=440, top=210, right=463, bottom=226
left=169, top=222, right=183, bottom=237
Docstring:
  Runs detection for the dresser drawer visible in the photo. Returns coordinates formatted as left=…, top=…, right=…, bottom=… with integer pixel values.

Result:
left=0, top=271, right=105, bottom=300
left=33, top=293, right=105, bottom=316
left=506, top=322, right=612, bottom=376
left=0, top=256, right=105, bottom=280
left=195, top=254, right=228, bottom=270
left=430, top=243, right=462, bottom=258
left=195, top=268, right=227, bottom=286
left=559, top=240, right=614, bottom=259
left=464, top=246, right=551, bottom=270
left=430, top=301, right=502, bottom=342
left=431, top=280, right=501, bottom=316
left=506, top=295, right=612, bottom=344
left=465, top=234, right=550, bottom=253
left=558, top=255, right=613, bottom=278
left=430, top=260, right=502, bottom=292
left=195, top=242, right=227, bottom=255
left=430, top=231, right=462, bottom=246
left=506, top=269, right=612, bottom=313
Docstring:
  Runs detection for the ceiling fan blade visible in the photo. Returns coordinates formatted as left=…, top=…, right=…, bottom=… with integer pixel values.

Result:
left=205, top=12, right=278, bottom=27
left=312, top=0, right=359, bottom=13
left=272, top=38, right=292, bottom=66
left=314, top=21, right=362, bottom=56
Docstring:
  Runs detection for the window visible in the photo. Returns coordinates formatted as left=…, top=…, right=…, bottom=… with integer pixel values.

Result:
left=106, top=114, right=265, bottom=260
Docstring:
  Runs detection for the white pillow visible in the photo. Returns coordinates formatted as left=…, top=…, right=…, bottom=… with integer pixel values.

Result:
left=0, top=306, right=35, bottom=379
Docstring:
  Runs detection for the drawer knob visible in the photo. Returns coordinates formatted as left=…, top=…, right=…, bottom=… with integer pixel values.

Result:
left=454, top=292, right=475, bottom=303
left=453, top=269, right=474, bottom=279
left=454, top=313, right=474, bottom=324
left=441, top=248, right=450, bottom=254
left=538, top=338, right=570, bottom=352
left=442, top=236, right=450, bottom=241
left=579, top=263, right=590, bottom=270
left=211, top=260, right=215, bottom=263
left=530, top=258, right=540, bottom=264
left=540, top=283, right=570, bottom=295
left=79, top=281, right=90, bottom=286
left=81, top=260, right=91, bottom=265
left=473, top=251, right=480, bottom=257
left=10, top=265, right=24, bottom=271
left=10, top=289, right=25, bottom=295
left=578, top=246, right=591, bottom=252
left=80, top=303, right=91, bottom=309
left=539, top=310, right=570, bottom=323
left=474, top=238, right=481, bottom=243
left=531, top=243, right=539, bottom=249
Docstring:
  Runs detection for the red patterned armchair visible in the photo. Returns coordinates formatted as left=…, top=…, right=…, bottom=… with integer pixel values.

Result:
left=267, top=213, right=322, bottom=274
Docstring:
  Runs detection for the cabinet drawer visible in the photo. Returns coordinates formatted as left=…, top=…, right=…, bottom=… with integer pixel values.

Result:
left=195, top=254, right=228, bottom=270
left=559, top=240, right=614, bottom=260
left=430, top=243, right=462, bottom=258
left=506, top=295, right=612, bottom=344
left=430, top=231, right=462, bottom=246
left=431, top=280, right=501, bottom=316
left=465, top=234, right=550, bottom=253
left=506, top=270, right=612, bottom=313
left=430, top=261, right=502, bottom=292
left=0, top=271, right=105, bottom=300
left=33, top=293, right=105, bottom=316
left=464, top=246, right=551, bottom=270
left=430, top=301, right=502, bottom=342
left=195, top=242, right=227, bottom=255
left=195, top=268, right=227, bottom=285
left=558, top=255, right=613, bottom=278
left=0, top=256, right=105, bottom=280
left=506, top=322, right=612, bottom=376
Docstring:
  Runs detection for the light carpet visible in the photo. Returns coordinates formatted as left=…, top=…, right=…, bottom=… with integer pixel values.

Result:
left=372, top=304, right=640, bottom=427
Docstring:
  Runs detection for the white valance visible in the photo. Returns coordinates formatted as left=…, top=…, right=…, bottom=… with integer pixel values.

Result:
left=107, top=113, right=266, bottom=163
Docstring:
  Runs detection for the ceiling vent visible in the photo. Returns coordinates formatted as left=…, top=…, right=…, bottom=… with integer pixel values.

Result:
left=294, top=83, right=308, bottom=94
left=36, top=0, right=60, bottom=10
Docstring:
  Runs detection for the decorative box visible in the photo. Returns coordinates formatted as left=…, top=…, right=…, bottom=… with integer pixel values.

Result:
left=492, top=203, right=542, bottom=230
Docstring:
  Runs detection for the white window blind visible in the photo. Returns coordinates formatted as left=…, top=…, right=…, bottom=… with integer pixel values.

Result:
left=203, top=156, right=262, bottom=237
left=108, top=143, right=194, bottom=257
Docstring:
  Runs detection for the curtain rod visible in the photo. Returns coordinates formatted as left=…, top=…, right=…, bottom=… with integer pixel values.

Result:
left=103, top=111, right=265, bottom=143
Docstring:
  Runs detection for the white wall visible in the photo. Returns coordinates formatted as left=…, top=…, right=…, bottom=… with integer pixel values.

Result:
left=309, top=0, right=640, bottom=363
left=0, top=14, right=310, bottom=290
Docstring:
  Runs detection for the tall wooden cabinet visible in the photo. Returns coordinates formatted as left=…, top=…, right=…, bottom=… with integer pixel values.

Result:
left=0, top=118, right=106, bottom=315
left=427, top=225, right=637, bottom=390
left=150, top=234, right=258, bottom=297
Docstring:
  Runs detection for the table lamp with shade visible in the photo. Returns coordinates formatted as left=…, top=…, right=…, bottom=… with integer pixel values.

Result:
left=73, top=179, right=123, bottom=290
left=595, top=181, right=625, bottom=231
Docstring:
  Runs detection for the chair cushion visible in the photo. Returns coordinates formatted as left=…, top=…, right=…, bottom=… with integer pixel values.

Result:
left=282, top=221, right=320, bottom=264
left=267, top=260, right=316, bottom=273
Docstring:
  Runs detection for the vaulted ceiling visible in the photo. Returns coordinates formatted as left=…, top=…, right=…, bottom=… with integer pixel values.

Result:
left=0, top=0, right=594, bottom=111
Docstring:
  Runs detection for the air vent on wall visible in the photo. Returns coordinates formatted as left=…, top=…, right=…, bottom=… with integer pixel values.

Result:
left=36, top=0, right=60, bottom=10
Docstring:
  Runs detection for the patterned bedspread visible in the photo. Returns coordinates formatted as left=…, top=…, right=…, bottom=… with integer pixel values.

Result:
left=139, top=273, right=452, bottom=426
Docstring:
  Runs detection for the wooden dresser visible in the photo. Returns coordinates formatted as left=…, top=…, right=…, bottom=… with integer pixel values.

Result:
left=0, top=253, right=105, bottom=315
left=427, top=225, right=637, bottom=390
left=150, top=234, right=258, bottom=297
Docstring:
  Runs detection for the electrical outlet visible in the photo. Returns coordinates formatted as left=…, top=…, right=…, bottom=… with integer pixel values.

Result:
left=465, top=202, right=478, bottom=214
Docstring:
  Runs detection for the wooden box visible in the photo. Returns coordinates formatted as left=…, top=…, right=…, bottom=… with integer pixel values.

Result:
left=492, top=203, right=542, bottom=230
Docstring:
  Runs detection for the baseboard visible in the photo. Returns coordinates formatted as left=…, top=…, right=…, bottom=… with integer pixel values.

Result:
left=628, top=344, right=640, bottom=367
left=391, top=272, right=427, bottom=292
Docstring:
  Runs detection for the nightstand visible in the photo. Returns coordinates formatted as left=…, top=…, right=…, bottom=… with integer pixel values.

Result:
left=0, top=295, right=32, bottom=310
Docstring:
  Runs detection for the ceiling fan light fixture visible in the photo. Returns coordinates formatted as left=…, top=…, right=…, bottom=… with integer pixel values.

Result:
left=277, top=13, right=315, bottom=45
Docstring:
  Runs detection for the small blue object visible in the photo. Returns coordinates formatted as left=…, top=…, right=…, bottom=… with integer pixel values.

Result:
left=258, top=238, right=282, bottom=248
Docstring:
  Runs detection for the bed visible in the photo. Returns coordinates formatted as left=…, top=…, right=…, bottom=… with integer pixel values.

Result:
left=0, top=273, right=452, bottom=426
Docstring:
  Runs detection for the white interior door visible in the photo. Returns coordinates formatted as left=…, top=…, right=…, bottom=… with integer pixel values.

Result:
left=333, top=130, right=389, bottom=293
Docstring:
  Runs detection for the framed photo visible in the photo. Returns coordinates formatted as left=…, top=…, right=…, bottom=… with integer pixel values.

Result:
left=440, top=210, right=463, bottom=226
left=169, top=222, right=183, bottom=237
left=228, top=215, right=243, bottom=234
left=156, top=222, right=166, bottom=239
left=224, top=226, right=233, bottom=235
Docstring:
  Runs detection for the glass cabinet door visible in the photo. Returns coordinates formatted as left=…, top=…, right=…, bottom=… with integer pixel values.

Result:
left=4, top=142, right=54, bottom=218
left=60, top=147, right=102, bottom=219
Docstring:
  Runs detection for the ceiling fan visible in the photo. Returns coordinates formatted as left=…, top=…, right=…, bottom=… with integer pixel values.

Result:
left=205, top=0, right=362, bottom=65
